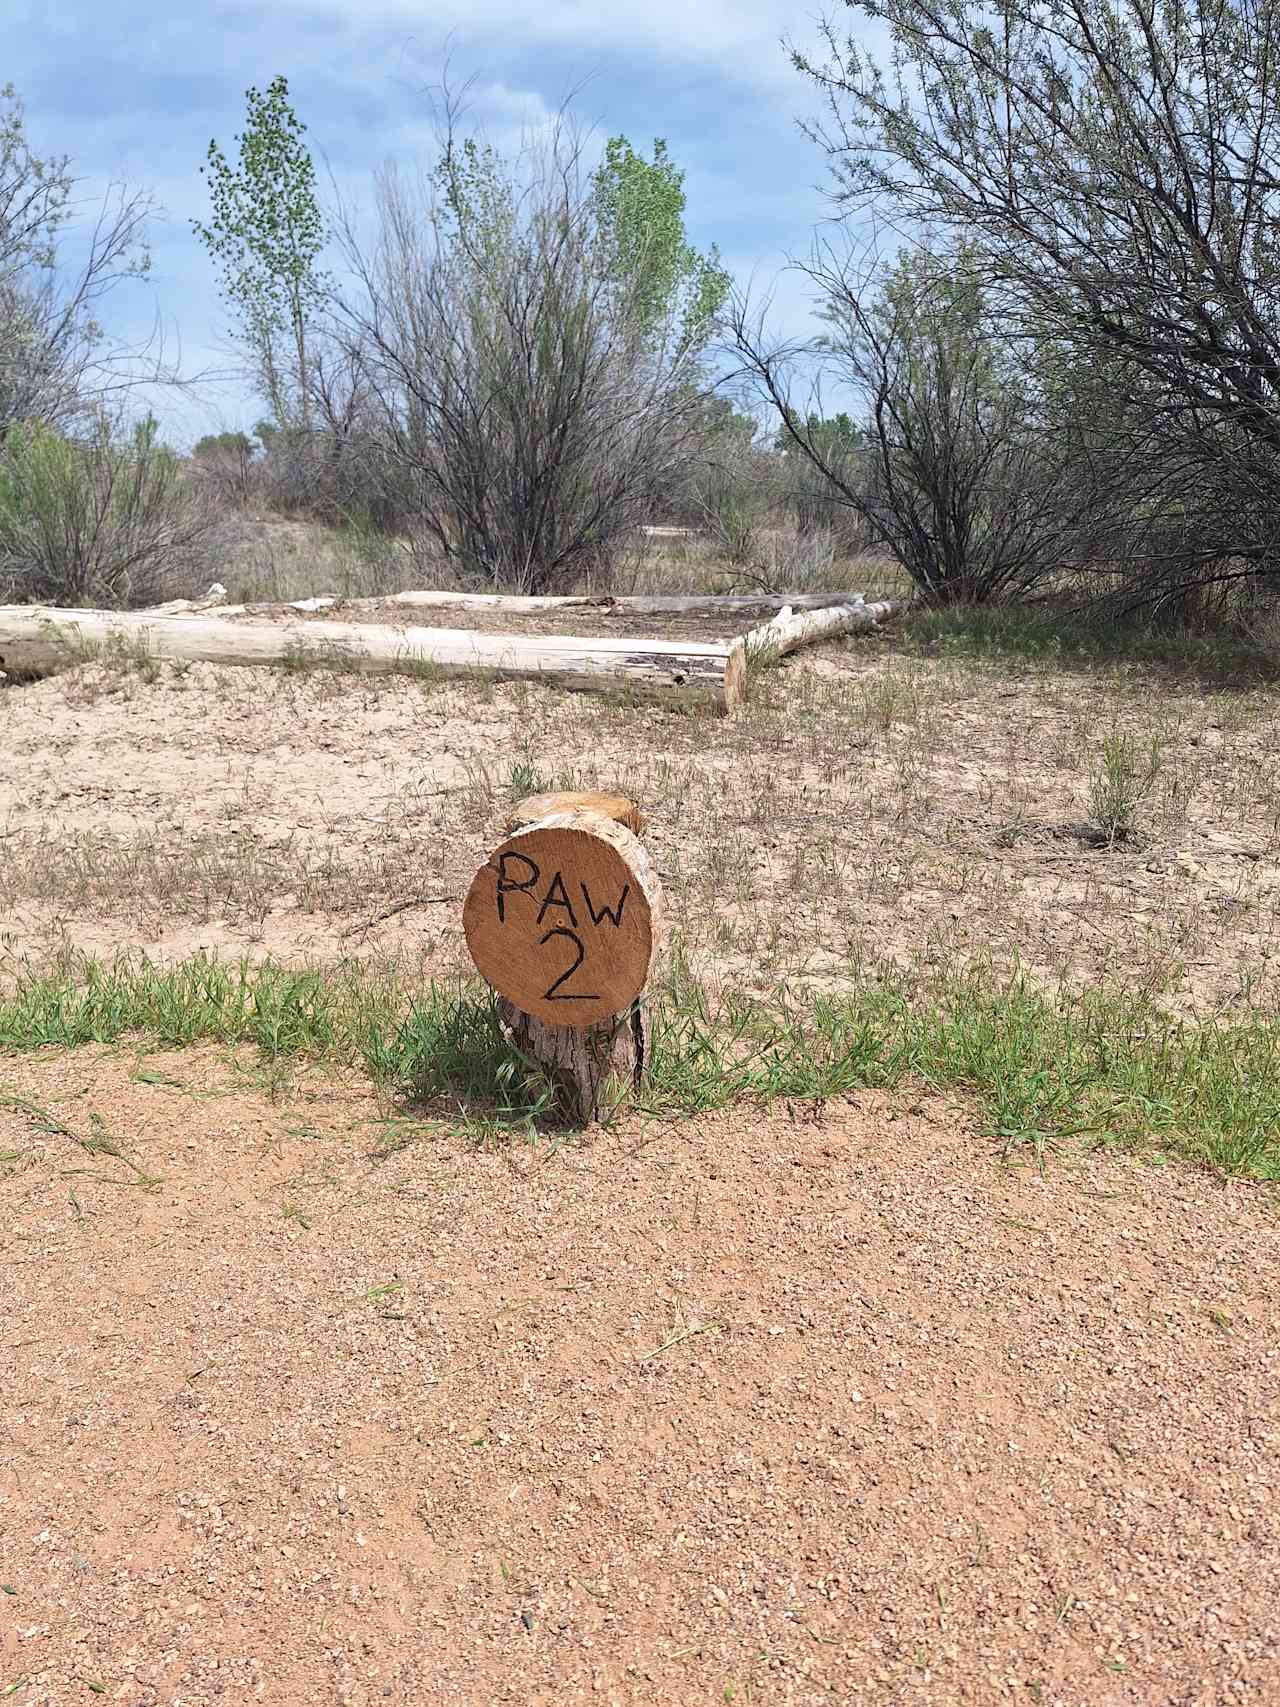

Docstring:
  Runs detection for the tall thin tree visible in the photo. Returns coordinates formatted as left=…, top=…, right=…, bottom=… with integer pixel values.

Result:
left=191, top=75, right=330, bottom=434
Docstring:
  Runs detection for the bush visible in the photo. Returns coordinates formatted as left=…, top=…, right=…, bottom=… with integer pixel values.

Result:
left=728, top=240, right=1089, bottom=606
left=0, top=415, right=225, bottom=607
left=327, top=120, right=723, bottom=594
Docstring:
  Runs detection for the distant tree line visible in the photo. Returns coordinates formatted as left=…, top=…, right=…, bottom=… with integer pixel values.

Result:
left=7, top=2, right=1280, bottom=615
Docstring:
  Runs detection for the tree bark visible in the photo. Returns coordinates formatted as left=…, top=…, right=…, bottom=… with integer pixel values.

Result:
left=498, top=994, right=650, bottom=1125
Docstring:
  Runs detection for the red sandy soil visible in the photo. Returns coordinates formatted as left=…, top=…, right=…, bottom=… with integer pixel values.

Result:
left=2, top=1049, right=1277, bottom=1706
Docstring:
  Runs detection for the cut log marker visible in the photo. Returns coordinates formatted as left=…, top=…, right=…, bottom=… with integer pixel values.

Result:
left=462, top=794, right=662, bottom=1124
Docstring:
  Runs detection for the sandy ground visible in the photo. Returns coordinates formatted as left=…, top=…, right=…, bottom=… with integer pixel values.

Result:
left=2, top=1053, right=1278, bottom=1706
left=230, top=597, right=752, bottom=644
left=2, top=613, right=1280, bottom=1702
left=3, top=631, right=1280, bottom=1013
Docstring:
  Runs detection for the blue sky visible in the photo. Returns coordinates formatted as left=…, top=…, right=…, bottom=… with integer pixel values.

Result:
left=6, top=0, right=876, bottom=450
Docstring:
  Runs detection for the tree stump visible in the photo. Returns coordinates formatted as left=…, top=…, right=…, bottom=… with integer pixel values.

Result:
left=462, top=797, right=663, bottom=1124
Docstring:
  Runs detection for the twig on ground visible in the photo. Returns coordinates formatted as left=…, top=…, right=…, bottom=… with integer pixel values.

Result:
left=637, top=1320, right=722, bottom=1361
left=342, top=895, right=459, bottom=938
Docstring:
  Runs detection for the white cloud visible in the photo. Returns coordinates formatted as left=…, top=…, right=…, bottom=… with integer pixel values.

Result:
left=3, top=0, right=882, bottom=443
left=250, top=0, right=824, bottom=94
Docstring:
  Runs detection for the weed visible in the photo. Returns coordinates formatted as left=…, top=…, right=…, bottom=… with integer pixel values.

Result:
left=2, top=954, right=1279, bottom=1177
left=1088, top=730, right=1163, bottom=846
left=508, top=757, right=550, bottom=800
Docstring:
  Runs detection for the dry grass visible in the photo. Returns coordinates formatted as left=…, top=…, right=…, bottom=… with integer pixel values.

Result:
left=4, top=601, right=1280, bottom=1022
left=214, top=512, right=911, bottom=606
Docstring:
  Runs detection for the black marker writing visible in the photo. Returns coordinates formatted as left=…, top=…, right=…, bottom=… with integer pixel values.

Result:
left=579, top=880, right=630, bottom=929
left=496, top=852, right=539, bottom=923
left=540, top=927, right=600, bottom=1002
left=536, top=869, right=578, bottom=929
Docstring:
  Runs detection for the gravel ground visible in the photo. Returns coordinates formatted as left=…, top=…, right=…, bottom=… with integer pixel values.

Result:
left=2, top=1050, right=1278, bottom=1706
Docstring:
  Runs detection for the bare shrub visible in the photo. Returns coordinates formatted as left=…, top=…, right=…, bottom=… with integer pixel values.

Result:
left=189, top=434, right=256, bottom=511
left=324, top=118, right=717, bottom=595
left=727, top=236, right=1094, bottom=605
left=792, top=0, right=1280, bottom=614
left=1, top=82, right=188, bottom=441
left=689, top=428, right=784, bottom=569
left=783, top=443, right=873, bottom=555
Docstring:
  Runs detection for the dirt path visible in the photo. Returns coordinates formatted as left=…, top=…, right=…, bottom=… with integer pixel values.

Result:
left=2, top=1052, right=1277, bottom=1705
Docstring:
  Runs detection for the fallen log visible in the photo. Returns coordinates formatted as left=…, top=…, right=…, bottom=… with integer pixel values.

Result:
left=390, top=589, right=604, bottom=613
left=145, top=588, right=889, bottom=621
left=721, top=598, right=903, bottom=694
left=740, top=598, right=903, bottom=664
left=0, top=595, right=902, bottom=709
left=0, top=605, right=740, bottom=707
left=389, top=589, right=871, bottom=618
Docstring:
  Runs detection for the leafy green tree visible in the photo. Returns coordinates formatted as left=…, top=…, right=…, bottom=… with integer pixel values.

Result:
left=790, top=0, right=1280, bottom=606
left=191, top=75, right=330, bottom=434
left=590, top=137, right=729, bottom=358
left=193, top=430, right=254, bottom=460
left=774, top=409, right=861, bottom=457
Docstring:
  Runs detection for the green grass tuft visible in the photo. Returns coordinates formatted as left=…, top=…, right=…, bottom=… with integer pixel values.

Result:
left=2, top=953, right=1280, bottom=1178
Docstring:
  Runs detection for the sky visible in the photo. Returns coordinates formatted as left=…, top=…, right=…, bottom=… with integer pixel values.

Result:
left=5, top=0, right=881, bottom=452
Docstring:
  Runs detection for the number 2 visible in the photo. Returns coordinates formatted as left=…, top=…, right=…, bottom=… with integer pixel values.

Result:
left=540, top=927, right=600, bottom=1002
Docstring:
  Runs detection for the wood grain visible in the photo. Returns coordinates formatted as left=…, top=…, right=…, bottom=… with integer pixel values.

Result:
left=463, top=811, right=661, bottom=1029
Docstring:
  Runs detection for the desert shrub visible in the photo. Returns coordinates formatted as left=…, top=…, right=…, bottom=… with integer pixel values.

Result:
left=1088, top=731, right=1162, bottom=846
left=0, top=414, right=224, bottom=607
left=326, top=120, right=726, bottom=594
left=729, top=240, right=1089, bottom=606
left=793, top=0, right=1280, bottom=616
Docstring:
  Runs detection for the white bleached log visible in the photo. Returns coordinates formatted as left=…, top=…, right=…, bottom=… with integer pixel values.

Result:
left=0, top=605, right=739, bottom=705
left=154, top=589, right=882, bottom=620
left=741, top=598, right=902, bottom=662
left=390, top=589, right=602, bottom=613
left=387, top=589, right=869, bottom=618
left=1, top=594, right=901, bottom=710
